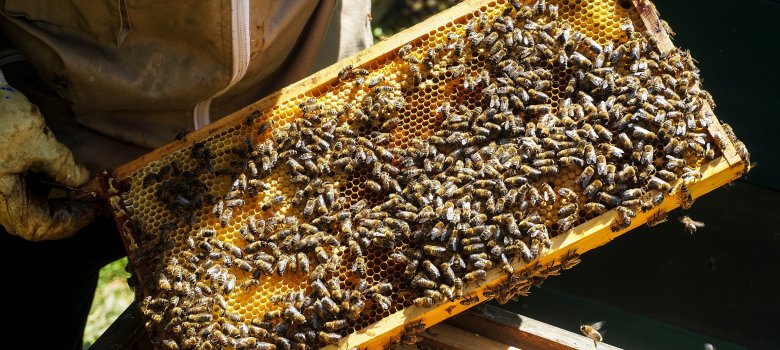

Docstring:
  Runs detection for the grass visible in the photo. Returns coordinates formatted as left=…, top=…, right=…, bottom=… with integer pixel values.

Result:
left=82, top=258, right=134, bottom=349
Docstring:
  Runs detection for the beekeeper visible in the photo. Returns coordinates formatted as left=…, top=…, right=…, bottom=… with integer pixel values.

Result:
left=0, top=2, right=371, bottom=348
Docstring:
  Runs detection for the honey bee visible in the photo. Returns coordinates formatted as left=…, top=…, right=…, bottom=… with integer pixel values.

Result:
left=321, top=295, right=341, bottom=315
left=324, top=319, right=348, bottom=331
left=219, top=208, right=233, bottom=228
left=374, top=293, right=392, bottom=310
left=157, top=272, right=172, bottom=292
left=160, top=339, right=180, bottom=350
left=234, top=337, right=260, bottom=350
left=460, top=294, right=480, bottom=306
left=610, top=206, right=635, bottom=232
left=347, top=297, right=366, bottom=320
left=188, top=313, right=213, bottom=322
left=583, top=202, right=606, bottom=216
left=318, top=331, right=342, bottom=345
left=677, top=183, right=695, bottom=209
left=234, top=258, right=252, bottom=272
left=338, top=64, right=354, bottom=80
left=352, top=256, right=367, bottom=276
left=580, top=321, right=605, bottom=347
left=413, top=274, right=437, bottom=289
left=413, top=296, right=435, bottom=307
left=657, top=169, right=678, bottom=182
left=181, top=337, right=200, bottom=349
left=463, top=269, right=487, bottom=284
left=679, top=216, right=705, bottom=234
left=560, top=251, right=582, bottom=270
left=284, top=305, right=306, bottom=325
left=578, top=166, right=596, bottom=188
left=224, top=311, right=242, bottom=323
left=424, top=244, right=447, bottom=257
left=646, top=211, right=668, bottom=227
left=583, top=179, right=603, bottom=199
left=570, top=52, right=592, bottom=68
left=560, top=156, right=585, bottom=167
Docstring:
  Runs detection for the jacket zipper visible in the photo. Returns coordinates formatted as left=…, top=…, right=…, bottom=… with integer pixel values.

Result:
left=193, top=0, right=251, bottom=129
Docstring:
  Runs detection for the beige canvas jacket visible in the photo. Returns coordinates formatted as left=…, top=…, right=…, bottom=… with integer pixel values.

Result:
left=0, top=0, right=372, bottom=172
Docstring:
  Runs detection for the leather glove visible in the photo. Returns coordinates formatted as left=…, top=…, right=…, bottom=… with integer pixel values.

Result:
left=0, top=69, right=99, bottom=241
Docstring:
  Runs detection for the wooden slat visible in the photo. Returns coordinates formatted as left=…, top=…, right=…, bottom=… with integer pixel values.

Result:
left=419, top=323, right=523, bottom=350
left=630, top=0, right=741, bottom=166
left=434, top=304, right=622, bottom=350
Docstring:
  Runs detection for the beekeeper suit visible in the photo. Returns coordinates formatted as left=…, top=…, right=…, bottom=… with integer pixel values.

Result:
left=0, top=1, right=371, bottom=348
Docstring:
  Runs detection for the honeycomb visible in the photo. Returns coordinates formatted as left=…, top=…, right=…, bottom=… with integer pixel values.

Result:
left=110, top=1, right=745, bottom=349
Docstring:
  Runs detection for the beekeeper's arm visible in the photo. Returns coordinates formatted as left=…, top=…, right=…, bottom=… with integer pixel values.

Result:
left=0, top=69, right=98, bottom=241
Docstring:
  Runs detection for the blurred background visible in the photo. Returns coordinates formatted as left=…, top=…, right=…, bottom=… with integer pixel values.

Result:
left=83, top=1, right=780, bottom=349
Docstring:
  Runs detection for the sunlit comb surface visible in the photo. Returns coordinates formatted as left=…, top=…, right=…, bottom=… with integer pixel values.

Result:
left=115, top=1, right=749, bottom=349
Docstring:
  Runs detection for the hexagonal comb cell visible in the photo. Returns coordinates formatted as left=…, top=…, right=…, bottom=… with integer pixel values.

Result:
left=118, top=1, right=735, bottom=349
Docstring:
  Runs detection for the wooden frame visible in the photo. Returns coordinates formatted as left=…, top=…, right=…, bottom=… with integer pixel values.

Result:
left=95, top=0, right=748, bottom=349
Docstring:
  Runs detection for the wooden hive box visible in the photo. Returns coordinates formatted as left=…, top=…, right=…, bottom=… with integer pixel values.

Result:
left=97, top=0, right=750, bottom=349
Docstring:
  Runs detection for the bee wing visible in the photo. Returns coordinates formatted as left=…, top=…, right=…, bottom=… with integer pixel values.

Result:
left=692, top=219, right=705, bottom=227
left=591, top=320, right=605, bottom=330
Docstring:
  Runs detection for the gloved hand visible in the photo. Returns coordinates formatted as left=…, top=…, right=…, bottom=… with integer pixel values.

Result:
left=0, top=69, right=99, bottom=241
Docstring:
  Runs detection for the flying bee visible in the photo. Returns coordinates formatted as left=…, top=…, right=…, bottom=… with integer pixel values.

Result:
left=580, top=321, right=605, bottom=347
left=679, top=216, right=705, bottom=234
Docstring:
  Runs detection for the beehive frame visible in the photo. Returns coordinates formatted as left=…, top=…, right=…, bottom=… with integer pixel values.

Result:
left=98, top=0, right=749, bottom=349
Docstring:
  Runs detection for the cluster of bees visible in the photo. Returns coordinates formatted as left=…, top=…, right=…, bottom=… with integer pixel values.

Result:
left=125, top=1, right=747, bottom=349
